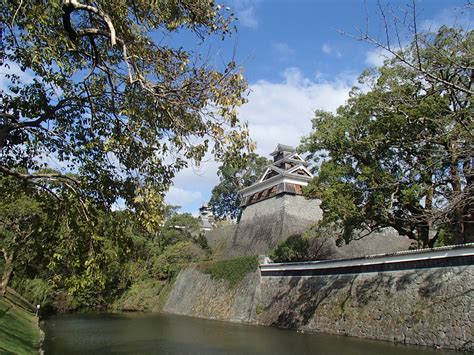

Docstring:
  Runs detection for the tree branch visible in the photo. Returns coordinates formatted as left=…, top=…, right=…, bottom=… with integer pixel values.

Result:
left=62, top=0, right=116, bottom=46
left=0, top=165, right=80, bottom=185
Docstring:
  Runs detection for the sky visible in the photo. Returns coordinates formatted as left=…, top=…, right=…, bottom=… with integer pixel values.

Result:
left=164, top=0, right=472, bottom=215
left=1, top=0, right=471, bottom=215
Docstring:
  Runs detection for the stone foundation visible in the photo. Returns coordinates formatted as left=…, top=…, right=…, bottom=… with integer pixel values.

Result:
left=164, top=264, right=473, bottom=351
left=222, top=195, right=323, bottom=257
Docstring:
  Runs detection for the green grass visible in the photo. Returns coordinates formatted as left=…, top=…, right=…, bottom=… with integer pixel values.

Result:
left=0, top=289, right=41, bottom=354
left=199, top=255, right=259, bottom=288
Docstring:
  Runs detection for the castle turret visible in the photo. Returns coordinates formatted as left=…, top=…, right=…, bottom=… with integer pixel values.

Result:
left=199, top=204, right=215, bottom=231
left=239, top=144, right=313, bottom=208
left=222, top=144, right=323, bottom=257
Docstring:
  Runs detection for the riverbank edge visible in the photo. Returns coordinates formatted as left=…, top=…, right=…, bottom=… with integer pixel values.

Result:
left=0, top=288, right=43, bottom=354
left=163, top=264, right=473, bottom=352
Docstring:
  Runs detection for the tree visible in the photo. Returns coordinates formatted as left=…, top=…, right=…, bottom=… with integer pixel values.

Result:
left=0, top=176, right=46, bottom=296
left=0, top=1, right=252, bottom=228
left=301, top=26, right=473, bottom=247
left=345, top=0, right=473, bottom=99
left=156, top=212, right=202, bottom=249
left=209, top=153, right=270, bottom=220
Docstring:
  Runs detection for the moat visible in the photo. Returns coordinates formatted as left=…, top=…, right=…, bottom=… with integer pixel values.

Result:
left=42, top=312, right=459, bottom=354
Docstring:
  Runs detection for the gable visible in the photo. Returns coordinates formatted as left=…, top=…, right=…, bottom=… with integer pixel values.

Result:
left=287, top=165, right=313, bottom=178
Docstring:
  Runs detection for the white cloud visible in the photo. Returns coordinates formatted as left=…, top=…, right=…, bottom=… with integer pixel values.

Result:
left=167, top=67, right=355, bottom=213
left=172, top=159, right=220, bottom=189
left=165, top=158, right=220, bottom=212
left=365, top=47, right=392, bottom=67
left=273, top=42, right=295, bottom=61
left=239, top=67, right=355, bottom=155
left=322, top=43, right=342, bottom=58
left=234, top=0, right=260, bottom=28
left=165, top=186, right=202, bottom=208
left=322, top=43, right=332, bottom=54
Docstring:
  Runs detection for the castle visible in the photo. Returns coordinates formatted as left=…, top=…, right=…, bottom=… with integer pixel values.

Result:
left=220, top=144, right=324, bottom=257
left=206, top=143, right=413, bottom=258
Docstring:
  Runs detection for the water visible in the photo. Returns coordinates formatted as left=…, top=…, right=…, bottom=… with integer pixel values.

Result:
left=42, top=312, right=457, bottom=354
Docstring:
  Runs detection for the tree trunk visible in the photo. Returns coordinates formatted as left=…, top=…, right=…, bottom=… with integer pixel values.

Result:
left=462, top=163, right=474, bottom=243
left=0, top=253, right=13, bottom=297
left=450, top=147, right=465, bottom=244
left=420, top=178, right=434, bottom=248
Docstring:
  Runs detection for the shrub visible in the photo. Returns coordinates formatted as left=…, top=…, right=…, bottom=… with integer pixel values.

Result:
left=112, top=279, right=165, bottom=312
left=12, top=278, right=54, bottom=312
left=200, top=255, right=258, bottom=287
left=270, top=229, right=335, bottom=263
left=270, top=234, right=310, bottom=263
left=151, top=241, right=204, bottom=280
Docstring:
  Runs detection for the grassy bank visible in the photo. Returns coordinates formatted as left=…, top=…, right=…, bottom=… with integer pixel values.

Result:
left=0, top=288, right=41, bottom=354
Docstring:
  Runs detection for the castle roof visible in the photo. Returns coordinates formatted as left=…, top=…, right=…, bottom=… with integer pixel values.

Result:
left=270, top=143, right=296, bottom=156
left=239, top=144, right=313, bottom=206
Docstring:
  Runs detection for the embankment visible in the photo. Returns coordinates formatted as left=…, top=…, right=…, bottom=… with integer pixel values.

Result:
left=164, top=246, right=474, bottom=352
left=165, top=266, right=259, bottom=323
left=0, top=288, right=42, bottom=354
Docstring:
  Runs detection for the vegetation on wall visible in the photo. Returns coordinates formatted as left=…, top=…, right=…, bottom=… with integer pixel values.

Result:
left=271, top=228, right=335, bottom=263
left=200, top=255, right=259, bottom=288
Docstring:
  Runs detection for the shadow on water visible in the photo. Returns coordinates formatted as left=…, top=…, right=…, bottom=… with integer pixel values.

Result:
left=42, top=312, right=460, bottom=355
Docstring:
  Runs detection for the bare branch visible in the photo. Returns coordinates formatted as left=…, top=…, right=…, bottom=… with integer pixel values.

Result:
left=10, top=0, right=24, bottom=28
left=62, top=0, right=117, bottom=46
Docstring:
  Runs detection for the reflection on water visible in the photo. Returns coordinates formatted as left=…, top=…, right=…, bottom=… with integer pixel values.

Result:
left=42, top=312, right=457, bottom=354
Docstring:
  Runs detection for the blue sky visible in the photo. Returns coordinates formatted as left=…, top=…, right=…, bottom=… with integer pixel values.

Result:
left=165, top=0, right=472, bottom=215
left=1, top=1, right=470, bottom=215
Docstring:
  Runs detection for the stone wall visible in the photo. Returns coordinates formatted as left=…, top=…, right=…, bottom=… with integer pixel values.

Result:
left=164, top=265, right=474, bottom=351
left=258, top=266, right=473, bottom=351
left=164, top=266, right=259, bottom=323
left=206, top=195, right=414, bottom=259
left=222, top=195, right=323, bottom=258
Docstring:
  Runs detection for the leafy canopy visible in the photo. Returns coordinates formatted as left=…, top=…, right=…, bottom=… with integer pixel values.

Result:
left=1, top=0, right=253, bottom=229
left=209, top=152, right=270, bottom=220
left=301, top=26, right=473, bottom=247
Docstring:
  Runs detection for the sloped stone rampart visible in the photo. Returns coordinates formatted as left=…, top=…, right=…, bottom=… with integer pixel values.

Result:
left=208, top=195, right=414, bottom=259
left=258, top=266, right=473, bottom=351
left=164, top=266, right=259, bottom=323
left=222, top=195, right=323, bottom=257
left=164, top=265, right=473, bottom=351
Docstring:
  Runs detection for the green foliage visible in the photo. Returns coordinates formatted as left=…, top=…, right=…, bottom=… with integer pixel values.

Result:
left=112, top=279, right=165, bottom=312
left=0, top=175, right=48, bottom=295
left=300, top=26, right=473, bottom=247
left=151, top=241, right=204, bottom=280
left=12, top=278, right=54, bottom=311
left=270, top=229, right=335, bottom=263
left=3, top=189, right=211, bottom=312
left=157, top=213, right=203, bottom=250
left=271, top=235, right=311, bottom=263
left=1, top=0, right=253, bottom=229
left=209, top=153, right=270, bottom=220
left=45, top=206, right=139, bottom=309
left=200, top=255, right=258, bottom=287
left=193, top=234, right=211, bottom=255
